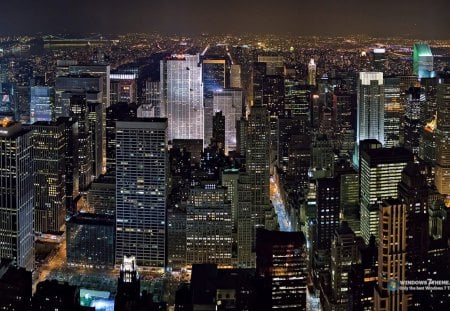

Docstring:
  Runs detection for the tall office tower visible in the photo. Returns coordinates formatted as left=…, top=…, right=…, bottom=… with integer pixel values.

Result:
left=202, top=58, right=227, bottom=145
left=257, top=55, right=284, bottom=75
left=140, top=80, right=161, bottom=118
left=284, top=80, right=310, bottom=117
left=212, top=111, right=225, bottom=150
left=186, top=183, right=232, bottom=268
left=160, top=54, right=203, bottom=143
left=66, top=213, right=115, bottom=268
left=374, top=199, right=408, bottom=311
left=373, top=48, right=386, bottom=72
left=397, top=164, right=429, bottom=310
left=335, top=160, right=360, bottom=236
left=349, top=236, right=378, bottom=311
left=213, top=89, right=243, bottom=154
left=236, top=173, right=254, bottom=267
left=333, top=87, right=354, bottom=154
left=420, top=117, right=437, bottom=164
left=230, top=64, right=241, bottom=88
left=404, top=87, right=425, bottom=155
left=236, top=117, right=248, bottom=156
left=31, top=120, right=66, bottom=233
left=167, top=204, right=187, bottom=270
left=434, top=80, right=450, bottom=195
left=106, top=102, right=137, bottom=172
left=383, top=77, right=402, bottom=148
left=221, top=169, right=240, bottom=261
left=60, top=117, right=79, bottom=214
left=0, top=84, right=18, bottom=120
left=330, top=222, right=357, bottom=309
left=314, top=177, right=340, bottom=271
left=354, top=72, right=384, bottom=168
left=310, top=134, right=335, bottom=179
left=58, top=64, right=110, bottom=171
left=65, top=94, right=92, bottom=192
left=30, top=86, right=53, bottom=123
left=246, top=104, right=272, bottom=248
left=308, top=59, right=317, bottom=86
left=413, top=43, right=435, bottom=78
left=115, top=118, right=168, bottom=270
left=109, top=72, right=137, bottom=105
left=0, top=120, right=34, bottom=271
left=256, top=229, right=308, bottom=311
left=360, top=143, right=413, bottom=244
left=87, top=173, right=115, bottom=215
left=88, top=101, right=103, bottom=178
left=252, top=62, right=267, bottom=107
left=420, top=78, right=438, bottom=122
left=277, top=115, right=308, bottom=173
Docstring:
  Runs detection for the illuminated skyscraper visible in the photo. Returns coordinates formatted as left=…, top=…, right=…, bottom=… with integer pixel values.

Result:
left=354, top=72, right=384, bottom=167
left=404, top=87, right=425, bottom=155
left=308, top=59, right=317, bottom=86
left=30, top=86, right=53, bottom=124
left=160, top=54, right=203, bottom=143
left=0, top=120, right=34, bottom=271
left=230, top=64, right=241, bottom=88
left=186, top=183, right=232, bottom=267
left=256, top=229, right=308, bottom=311
left=374, top=199, right=408, bottom=311
left=383, top=77, right=402, bottom=148
left=434, top=79, right=450, bottom=195
left=115, top=118, right=168, bottom=270
left=212, top=89, right=243, bottom=153
left=360, top=143, right=413, bottom=243
left=330, top=222, right=357, bottom=309
left=413, top=43, right=435, bottom=78
left=31, top=120, right=66, bottom=233
left=257, top=55, right=284, bottom=75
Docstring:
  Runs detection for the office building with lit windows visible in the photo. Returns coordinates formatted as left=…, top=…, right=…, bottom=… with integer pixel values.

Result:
left=256, top=229, right=308, bottom=311
left=31, top=119, right=66, bottom=233
left=115, top=118, right=168, bottom=270
left=160, top=54, right=203, bottom=143
left=434, top=79, right=450, bottom=195
left=354, top=72, right=384, bottom=167
left=0, top=119, right=34, bottom=271
left=383, top=77, right=402, bottom=148
left=359, top=142, right=413, bottom=243
left=212, top=89, right=243, bottom=154
left=374, top=199, right=408, bottom=311
left=186, top=183, right=232, bottom=268
left=30, top=86, right=53, bottom=123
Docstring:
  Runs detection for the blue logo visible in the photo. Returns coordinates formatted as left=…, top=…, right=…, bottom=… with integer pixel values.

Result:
left=387, top=279, right=399, bottom=291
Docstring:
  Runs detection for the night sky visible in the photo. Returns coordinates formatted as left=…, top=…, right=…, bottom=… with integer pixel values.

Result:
left=0, top=0, right=448, bottom=38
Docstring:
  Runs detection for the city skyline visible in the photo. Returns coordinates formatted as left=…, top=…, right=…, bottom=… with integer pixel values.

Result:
left=0, top=0, right=448, bottom=39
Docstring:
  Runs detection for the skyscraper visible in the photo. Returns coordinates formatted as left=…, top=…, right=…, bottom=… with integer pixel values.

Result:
left=30, top=86, right=53, bottom=124
left=256, top=229, right=308, bottom=311
left=186, top=183, right=232, bottom=268
left=308, top=59, right=317, bottom=86
left=160, top=54, right=203, bottom=143
left=360, top=143, right=413, bottom=243
left=354, top=72, right=384, bottom=167
left=413, top=43, right=435, bottom=79
left=31, top=120, right=66, bottom=233
left=374, top=199, right=408, bottom=311
left=330, top=222, right=357, bottom=309
left=404, top=87, right=425, bottom=155
left=0, top=119, right=34, bottom=271
left=434, top=79, right=450, bottom=195
left=383, top=77, right=402, bottom=148
left=212, top=89, right=243, bottom=154
left=115, top=118, right=168, bottom=270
